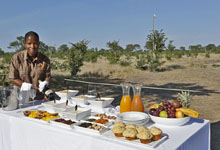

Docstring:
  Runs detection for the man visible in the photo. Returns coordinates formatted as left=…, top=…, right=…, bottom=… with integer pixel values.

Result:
left=9, top=31, right=51, bottom=100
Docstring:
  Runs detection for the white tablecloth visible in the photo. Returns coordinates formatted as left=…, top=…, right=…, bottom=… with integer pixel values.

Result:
left=0, top=106, right=210, bottom=150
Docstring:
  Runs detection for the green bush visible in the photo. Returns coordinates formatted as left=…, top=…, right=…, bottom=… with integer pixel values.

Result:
left=119, top=60, right=131, bottom=67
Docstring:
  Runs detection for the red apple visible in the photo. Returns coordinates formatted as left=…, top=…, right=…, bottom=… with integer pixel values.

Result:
left=172, top=100, right=181, bottom=109
left=175, top=110, right=184, bottom=118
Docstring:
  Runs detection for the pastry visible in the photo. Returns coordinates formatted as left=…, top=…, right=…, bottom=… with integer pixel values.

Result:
left=113, top=122, right=125, bottom=128
left=125, top=124, right=136, bottom=130
left=137, top=130, right=153, bottom=144
left=136, top=126, right=148, bottom=133
left=150, top=126, right=162, bottom=141
left=112, top=126, right=125, bottom=137
left=122, top=128, right=137, bottom=140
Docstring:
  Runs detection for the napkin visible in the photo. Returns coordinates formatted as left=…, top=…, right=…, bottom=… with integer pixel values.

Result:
left=104, top=105, right=120, bottom=115
left=20, top=82, right=32, bottom=103
left=20, top=82, right=32, bottom=91
left=39, top=80, right=48, bottom=92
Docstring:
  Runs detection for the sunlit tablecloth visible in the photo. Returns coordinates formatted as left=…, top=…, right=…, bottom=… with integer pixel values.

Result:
left=0, top=106, right=210, bottom=150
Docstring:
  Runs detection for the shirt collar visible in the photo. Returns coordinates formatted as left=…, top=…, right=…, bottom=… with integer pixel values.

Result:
left=25, top=51, right=39, bottom=63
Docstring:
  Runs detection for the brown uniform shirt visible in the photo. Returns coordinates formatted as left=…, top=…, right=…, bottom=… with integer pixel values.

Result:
left=9, top=50, right=51, bottom=98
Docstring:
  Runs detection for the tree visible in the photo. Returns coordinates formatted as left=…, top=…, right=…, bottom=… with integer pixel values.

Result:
left=56, top=44, right=69, bottom=58
left=179, top=46, right=186, bottom=51
left=144, top=29, right=167, bottom=71
left=189, top=44, right=202, bottom=51
left=105, top=40, right=123, bottom=64
left=145, top=29, right=167, bottom=53
left=0, top=48, right=4, bottom=56
left=67, top=40, right=89, bottom=76
left=206, top=44, right=216, bottom=51
left=125, top=44, right=141, bottom=52
left=8, top=36, right=25, bottom=52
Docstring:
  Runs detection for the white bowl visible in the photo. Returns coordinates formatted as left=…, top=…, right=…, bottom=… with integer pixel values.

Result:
left=61, top=107, right=91, bottom=120
left=55, top=90, right=79, bottom=101
left=149, top=114, right=191, bottom=126
left=41, top=101, right=59, bottom=113
left=53, top=102, right=75, bottom=112
left=88, top=97, right=114, bottom=109
left=70, top=95, right=96, bottom=106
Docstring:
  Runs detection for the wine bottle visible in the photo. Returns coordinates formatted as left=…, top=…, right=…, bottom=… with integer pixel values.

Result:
left=42, top=85, right=56, bottom=102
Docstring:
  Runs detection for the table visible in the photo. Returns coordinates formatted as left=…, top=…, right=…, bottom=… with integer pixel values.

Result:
left=0, top=106, right=210, bottom=150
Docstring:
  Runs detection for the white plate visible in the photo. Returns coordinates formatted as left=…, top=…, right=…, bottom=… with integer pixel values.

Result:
left=149, top=114, right=191, bottom=126
left=118, top=112, right=150, bottom=124
left=103, top=130, right=167, bottom=148
left=71, top=122, right=110, bottom=135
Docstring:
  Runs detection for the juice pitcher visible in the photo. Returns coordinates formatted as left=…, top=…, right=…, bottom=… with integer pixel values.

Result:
left=120, top=83, right=131, bottom=113
left=131, top=84, right=144, bottom=112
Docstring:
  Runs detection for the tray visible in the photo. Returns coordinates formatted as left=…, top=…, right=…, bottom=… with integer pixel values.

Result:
left=82, top=116, right=114, bottom=127
left=71, top=122, right=110, bottom=135
left=50, top=118, right=78, bottom=129
left=103, top=130, right=167, bottom=148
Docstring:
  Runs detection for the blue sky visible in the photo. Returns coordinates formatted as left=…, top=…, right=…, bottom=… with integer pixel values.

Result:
left=0, top=0, right=220, bottom=52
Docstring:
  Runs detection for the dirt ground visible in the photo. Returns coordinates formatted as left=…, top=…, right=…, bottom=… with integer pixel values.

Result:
left=51, top=53, right=220, bottom=149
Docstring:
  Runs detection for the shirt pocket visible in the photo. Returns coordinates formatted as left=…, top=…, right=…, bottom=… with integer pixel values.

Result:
left=36, top=68, right=46, bottom=80
left=19, top=71, right=29, bottom=81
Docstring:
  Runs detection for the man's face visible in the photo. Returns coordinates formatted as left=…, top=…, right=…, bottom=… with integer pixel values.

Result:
left=25, top=35, right=39, bottom=58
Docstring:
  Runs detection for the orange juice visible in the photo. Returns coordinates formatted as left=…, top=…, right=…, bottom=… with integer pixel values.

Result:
left=131, top=95, right=144, bottom=112
left=120, top=95, right=132, bottom=113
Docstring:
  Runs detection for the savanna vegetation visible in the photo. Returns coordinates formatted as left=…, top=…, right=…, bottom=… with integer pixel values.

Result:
left=1, top=29, right=220, bottom=86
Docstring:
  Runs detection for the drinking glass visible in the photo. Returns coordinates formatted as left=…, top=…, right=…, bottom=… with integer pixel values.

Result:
left=29, top=89, right=36, bottom=106
left=0, top=87, right=7, bottom=108
left=16, top=89, right=23, bottom=109
left=87, top=84, right=96, bottom=96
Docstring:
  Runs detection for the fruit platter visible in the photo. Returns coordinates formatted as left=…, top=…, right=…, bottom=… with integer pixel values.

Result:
left=148, top=99, right=199, bottom=126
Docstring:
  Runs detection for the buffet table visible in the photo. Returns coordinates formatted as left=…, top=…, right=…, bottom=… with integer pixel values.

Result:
left=0, top=106, right=210, bottom=150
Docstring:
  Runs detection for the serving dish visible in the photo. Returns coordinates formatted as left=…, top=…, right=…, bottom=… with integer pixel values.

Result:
left=149, top=114, right=191, bottom=126
left=88, top=97, right=114, bottom=109
left=22, top=110, right=60, bottom=123
left=71, top=122, right=110, bottom=135
left=82, top=116, right=113, bottom=127
left=103, top=130, right=167, bottom=148
left=50, top=118, right=78, bottom=129
left=53, top=102, right=76, bottom=112
left=61, top=107, right=91, bottom=120
left=41, top=101, right=58, bottom=113
left=70, top=95, right=96, bottom=106
left=55, top=90, right=79, bottom=101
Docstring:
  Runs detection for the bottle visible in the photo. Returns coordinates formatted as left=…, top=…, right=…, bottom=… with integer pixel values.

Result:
left=131, top=84, right=144, bottom=112
left=120, top=83, right=132, bottom=113
left=42, top=85, right=56, bottom=102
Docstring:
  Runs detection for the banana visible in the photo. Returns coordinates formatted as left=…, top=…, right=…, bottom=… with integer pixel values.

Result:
left=176, top=107, right=199, bottom=118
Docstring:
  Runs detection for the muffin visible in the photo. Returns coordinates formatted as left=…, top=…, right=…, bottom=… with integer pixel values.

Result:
left=112, top=126, right=125, bottom=137
left=150, top=126, right=162, bottom=141
left=122, top=128, right=137, bottom=141
left=136, top=126, right=148, bottom=133
left=125, top=124, right=136, bottom=130
left=137, top=130, right=153, bottom=144
left=113, top=122, right=126, bottom=128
